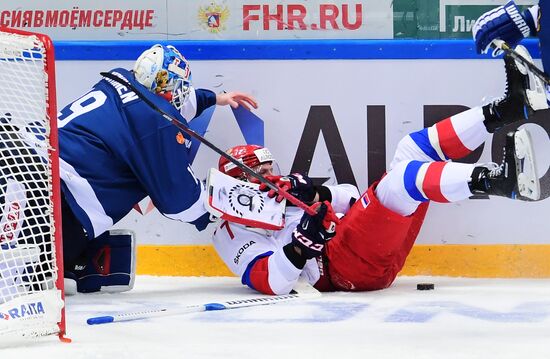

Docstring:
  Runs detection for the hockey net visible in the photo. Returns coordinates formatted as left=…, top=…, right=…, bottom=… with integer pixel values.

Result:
left=0, top=28, right=66, bottom=344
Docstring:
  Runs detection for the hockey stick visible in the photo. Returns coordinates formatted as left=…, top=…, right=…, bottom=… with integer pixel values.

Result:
left=491, top=39, right=550, bottom=85
left=86, top=281, right=321, bottom=325
left=100, top=71, right=316, bottom=216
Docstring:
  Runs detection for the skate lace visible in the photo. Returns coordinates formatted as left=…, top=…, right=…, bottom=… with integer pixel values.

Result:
left=493, top=55, right=519, bottom=106
left=480, top=162, right=502, bottom=179
left=491, top=83, right=509, bottom=107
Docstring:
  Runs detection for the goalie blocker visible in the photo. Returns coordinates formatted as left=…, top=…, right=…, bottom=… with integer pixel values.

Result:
left=206, top=168, right=287, bottom=230
left=64, top=229, right=136, bottom=295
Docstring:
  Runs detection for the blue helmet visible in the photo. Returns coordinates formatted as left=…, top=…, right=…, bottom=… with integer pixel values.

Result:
left=133, top=44, right=192, bottom=111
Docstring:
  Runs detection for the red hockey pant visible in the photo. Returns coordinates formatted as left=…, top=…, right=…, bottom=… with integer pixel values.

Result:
left=324, top=183, right=429, bottom=291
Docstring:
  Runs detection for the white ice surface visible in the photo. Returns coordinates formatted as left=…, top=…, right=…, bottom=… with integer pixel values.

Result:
left=4, top=275, right=550, bottom=359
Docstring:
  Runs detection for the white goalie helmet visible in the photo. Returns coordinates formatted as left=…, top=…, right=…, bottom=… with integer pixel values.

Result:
left=133, top=44, right=192, bottom=111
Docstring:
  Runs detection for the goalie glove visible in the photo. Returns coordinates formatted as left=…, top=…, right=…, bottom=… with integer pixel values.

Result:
left=472, top=1, right=538, bottom=55
left=291, top=201, right=339, bottom=260
left=259, top=173, right=316, bottom=203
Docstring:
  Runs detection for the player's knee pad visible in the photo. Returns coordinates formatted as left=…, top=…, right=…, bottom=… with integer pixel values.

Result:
left=72, top=229, right=136, bottom=294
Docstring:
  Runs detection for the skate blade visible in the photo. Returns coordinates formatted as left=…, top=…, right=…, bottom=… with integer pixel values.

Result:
left=513, top=45, right=548, bottom=111
left=513, top=45, right=531, bottom=75
left=515, top=128, right=540, bottom=200
left=526, top=72, right=548, bottom=111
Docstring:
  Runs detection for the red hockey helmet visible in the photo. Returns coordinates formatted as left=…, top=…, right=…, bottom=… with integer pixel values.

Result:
left=219, top=145, right=275, bottom=180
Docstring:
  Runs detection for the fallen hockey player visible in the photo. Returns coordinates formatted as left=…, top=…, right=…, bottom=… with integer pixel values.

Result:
left=207, top=45, right=546, bottom=295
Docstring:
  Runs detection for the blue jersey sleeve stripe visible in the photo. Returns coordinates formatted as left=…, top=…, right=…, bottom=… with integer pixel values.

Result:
left=193, top=89, right=217, bottom=119
left=409, top=129, right=443, bottom=161
left=242, top=251, right=274, bottom=290
left=404, top=161, right=429, bottom=202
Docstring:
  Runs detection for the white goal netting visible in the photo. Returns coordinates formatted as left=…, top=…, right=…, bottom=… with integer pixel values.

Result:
left=0, top=28, right=65, bottom=344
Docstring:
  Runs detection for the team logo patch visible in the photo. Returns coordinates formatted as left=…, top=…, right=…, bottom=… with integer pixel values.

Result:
left=228, top=184, right=264, bottom=217
left=0, top=312, right=9, bottom=320
left=176, top=131, right=185, bottom=144
left=361, top=193, right=370, bottom=209
left=254, top=148, right=274, bottom=163
left=198, top=2, right=230, bottom=33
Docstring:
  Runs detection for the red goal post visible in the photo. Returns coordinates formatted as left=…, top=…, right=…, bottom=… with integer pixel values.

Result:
left=0, top=27, right=67, bottom=343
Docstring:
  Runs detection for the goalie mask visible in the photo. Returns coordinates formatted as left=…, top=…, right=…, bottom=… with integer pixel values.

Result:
left=219, top=145, right=279, bottom=181
left=133, top=44, right=192, bottom=112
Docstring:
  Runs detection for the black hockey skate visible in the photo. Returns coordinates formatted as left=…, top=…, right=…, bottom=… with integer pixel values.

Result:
left=469, top=129, right=540, bottom=200
left=483, top=45, right=547, bottom=133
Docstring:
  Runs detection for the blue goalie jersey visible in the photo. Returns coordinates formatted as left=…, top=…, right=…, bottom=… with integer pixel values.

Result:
left=58, top=68, right=216, bottom=239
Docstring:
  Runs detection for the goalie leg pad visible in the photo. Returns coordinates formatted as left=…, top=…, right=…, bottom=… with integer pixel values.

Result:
left=74, top=229, right=136, bottom=293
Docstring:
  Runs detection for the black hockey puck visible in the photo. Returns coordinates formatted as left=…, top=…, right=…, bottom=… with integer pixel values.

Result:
left=416, top=283, right=434, bottom=290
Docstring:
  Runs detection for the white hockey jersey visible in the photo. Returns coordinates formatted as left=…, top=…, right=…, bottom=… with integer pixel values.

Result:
left=212, top=184, right=359, bottom=295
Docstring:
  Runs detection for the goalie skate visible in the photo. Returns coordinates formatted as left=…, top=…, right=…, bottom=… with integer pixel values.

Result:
left=514, top=128, right=540, bottom=200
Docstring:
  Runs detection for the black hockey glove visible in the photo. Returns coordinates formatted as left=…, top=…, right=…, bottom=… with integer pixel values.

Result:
left=291, top=201, right=339, bottom=260
left=259, top=173, right=316, bottom=203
